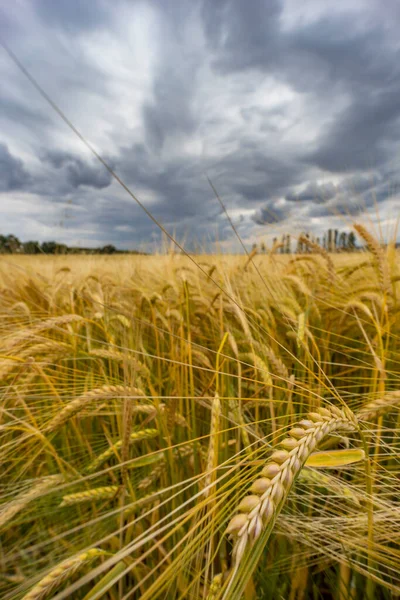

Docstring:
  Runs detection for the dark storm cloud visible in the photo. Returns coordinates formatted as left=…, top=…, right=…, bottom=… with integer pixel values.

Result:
left=305, top=171, right=395, bottom=219
left=307, top=195, right=375, bottom=219
left=286, top=182, right=337, bottom=203
left=223, top=142, right=305, bottom=200
left=201, top=0, right=400, bottom=173
left=117, top=135, right=305, bottom=230
left=307, top=86, right=400, bottom=172
left=141, top=4, right=199, bottom=153
left=252, top=202, right=288, bottom=225
left=0, top=143, right=31, bottom=191
left=284, top=172, right=390, bottom=220
left=202, top=0, right=399, bottom=92
left=43, top=151, right=113, bottom=190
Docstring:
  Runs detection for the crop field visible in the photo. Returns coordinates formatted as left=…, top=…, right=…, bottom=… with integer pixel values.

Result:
left=1, top=231, right=400, bottom=599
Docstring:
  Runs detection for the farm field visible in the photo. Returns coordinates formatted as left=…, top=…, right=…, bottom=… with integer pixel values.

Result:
left=1, top=236, right=400, bottom=599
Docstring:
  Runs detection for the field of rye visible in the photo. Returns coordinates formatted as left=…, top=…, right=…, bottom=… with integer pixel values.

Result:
left=1, top=226, right=400, bottom=600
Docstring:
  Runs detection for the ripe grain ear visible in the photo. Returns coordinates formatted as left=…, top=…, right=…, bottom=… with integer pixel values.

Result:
left=223, top=406, right=358, bottom=599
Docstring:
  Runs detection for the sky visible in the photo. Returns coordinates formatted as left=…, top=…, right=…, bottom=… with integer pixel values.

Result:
left=1, top=0, right=400, bottom=251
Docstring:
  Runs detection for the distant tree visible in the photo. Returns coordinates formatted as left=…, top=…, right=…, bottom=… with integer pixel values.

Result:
left=296, top=234, right=304, bottom=254
left=0, top=234, right=23, bottom=253
left=322, top=234, right=327, bottom=250
left=285, top=234, right=291, bottom=254
left=23, top=241, right=40, bottom=254
left=0, top=235, right=7, bottom=253
left=339, top=231, right=347, bottom=251
left=41, top=241, right=58, bottom=254
left=100, top=244, right=117, bottom=254
left=303, top=233, right=311, bottom=253
left=327, top=229, right=332, bottom=252
left=1, top=235, right=22, bottom=253
left=334, top=229, right=338, bottom=252
left=348, top=231, right=356, bottom=251
left=260, top=242, right=266, bottom=254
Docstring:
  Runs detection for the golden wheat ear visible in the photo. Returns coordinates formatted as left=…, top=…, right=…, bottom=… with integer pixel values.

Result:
left=21, top=549, right=109, bottom=600
left=223, top=406, right=358, bottom=599
left=353, top=223, right=391, bottom=295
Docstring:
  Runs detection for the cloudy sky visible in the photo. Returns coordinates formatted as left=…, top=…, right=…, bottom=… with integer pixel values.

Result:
left=1, top=0, right=400, bottom=251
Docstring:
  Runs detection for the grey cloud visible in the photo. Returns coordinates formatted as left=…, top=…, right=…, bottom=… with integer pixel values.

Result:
left=202, top=1, right=399, bottom=92
left=292, top=171, right=392, bottom=219
left=0, top=96, right=49, bottom=130
left=117, top=133, right=307, bottom=232
left=202, top=0, right=282, bottom=72
left=252, top=201, right=288, bottom=225
left=141, top=6, right=199, bottom=153
left=306, top=179, right=388, bottom=219
left=202, top=0, right=400, bottom=174
left=43, top=151, right=113, bottom=190
left=286, top=182, right=337, bottom=203
left=33, top=0, right=109, bottom=31
left=0, top=143, right=31, bottom=191
left=143, top=69, right=197, bottom=152
left=288, top=16, right=398, bottom=91
left=307, top=86, right=400, bottom=172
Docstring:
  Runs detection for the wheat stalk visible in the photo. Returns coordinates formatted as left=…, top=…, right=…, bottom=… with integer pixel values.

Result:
left=43, top=385, right=145, bottom=433
left=297, top=235, right=335, bottom=284
left=353, top=224, right=391, bottom=295
left=89, top=348, right=150, bottom=374
left=357, top=390, right=400, bottom=421
left=85, top=428, right=159, bottom=473
left=21, top=548, right=108, bottom=600
left=204, top=393, right=221, bottom=497
left=158, top=404, right=188, bottom=428
left=244, top=247, right=257, bottom=271
left=121, top=488, right=170, bottom=518
left=60, top=485, right=120, bottom=507
left=0, top=475, right=63, bottom=529
left=138, top=443, right=202, bottom=490
left=240, top=353, right=272, bottom=388
left=5, top=314, right=84, bottom=350
left=206, top=573, right=224, bottom=600
left=224, top=406, right=358, bottom=597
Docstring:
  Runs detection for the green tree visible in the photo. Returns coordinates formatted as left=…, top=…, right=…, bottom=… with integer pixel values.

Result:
left=0, top=235, right=22, bottom=253
left=348, top=231, right=356, bottom=251
left=339, top=231, right=347, bottom=250
left=0, top=235, right=7, bottom=253
left=296, top=234, right=304, bottom=254
left=23, top=241, right=40, bottom=254
left=327, top=229, right=332, bottom=252
left=334, top=229, right=338, bottom=252
left=41, top=241, right=58, bottom=254
left=99, top=244, right=117, bottom=255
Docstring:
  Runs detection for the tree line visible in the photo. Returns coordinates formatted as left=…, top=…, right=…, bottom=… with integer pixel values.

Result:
left=254, top=229, right=358, bottom=254
left=0, top=228, right=368, bottom=256
left=0, top=234, right=145, bottom=255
